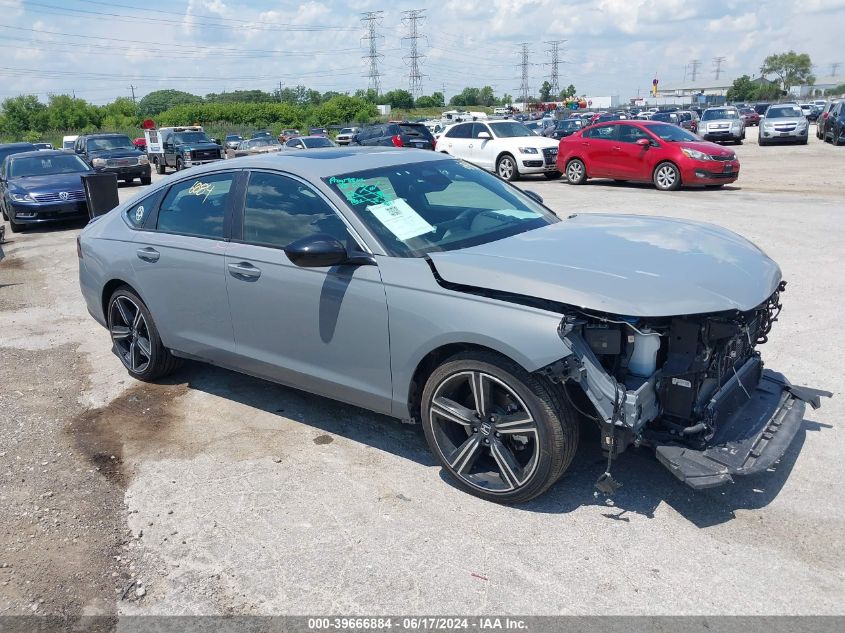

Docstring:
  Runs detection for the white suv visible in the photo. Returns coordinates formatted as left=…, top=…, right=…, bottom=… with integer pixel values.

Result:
left=436, top=120, right=561, bottom=180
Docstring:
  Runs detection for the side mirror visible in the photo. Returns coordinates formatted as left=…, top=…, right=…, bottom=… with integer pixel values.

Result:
left=636, top=138, right=651, bottom=147
left=284, top=234, right=349, bottom=268
left=477, top=131, right=492, bottom=140
left=523, top=190, right=544, bottom=204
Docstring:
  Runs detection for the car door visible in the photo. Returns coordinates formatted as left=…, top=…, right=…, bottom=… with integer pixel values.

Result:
left=438, top=123, right=473, bottom=159
left=131, top=170, right=241, bottom=363
left=609, top=124, right=652, bottom=180
left=471, top=122, right=497, bottom=170
left=580, top=124, right=617, bottom=178
left=224, top=170, right=393, bottom=413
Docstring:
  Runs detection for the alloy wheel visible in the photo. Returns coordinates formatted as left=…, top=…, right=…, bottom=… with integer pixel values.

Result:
left=109, top=296, right=152, bottom=374
left=497, top=157, right=515, bottom=180
left=429, top=370, right=539, bottom=493
left=566, top=160, right=584, bottom=183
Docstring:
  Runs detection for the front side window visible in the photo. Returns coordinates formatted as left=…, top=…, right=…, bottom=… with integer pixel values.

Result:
left=156, top=172, right=234, bottom=238
left=471, top=123, right=491, bottom=138
left=243, top=172, right=349, bottom=248
left=617, top=125, right=651, bottom=144
left=325, top=159, right=558, bottom=258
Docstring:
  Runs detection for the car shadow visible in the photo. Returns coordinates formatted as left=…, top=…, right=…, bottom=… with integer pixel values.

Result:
left=5, top=217, right=89, bottom=235
left=582, top=179, right=742, bottom=192
left=170, top=361, right=829, bottom=527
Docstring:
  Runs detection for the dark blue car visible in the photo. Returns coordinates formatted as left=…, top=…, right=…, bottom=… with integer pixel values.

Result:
left=0, top=150, right=93, bottom=232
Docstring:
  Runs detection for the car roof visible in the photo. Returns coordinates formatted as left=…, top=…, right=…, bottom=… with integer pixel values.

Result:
left=0, top=142, right=37, bottom=149
left=7, top=149, right=74, bottom=159
left=178, top=147, right=449, bottom=179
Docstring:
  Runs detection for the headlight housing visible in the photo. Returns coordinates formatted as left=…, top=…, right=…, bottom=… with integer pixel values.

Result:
left=518, top=147, right=539, bottom=154
left=182, top=150, right=192, bottom=158
left=91, top=158, right=107, bottom=167
left=681, top=148, right=711, bottom=161
left=10, top=192, right=33, bottom=202
left=138, top=155, right=149, bottom=165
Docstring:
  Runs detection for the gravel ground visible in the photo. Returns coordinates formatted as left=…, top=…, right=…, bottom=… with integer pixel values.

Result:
left=0, top=129, right=843, bottom=620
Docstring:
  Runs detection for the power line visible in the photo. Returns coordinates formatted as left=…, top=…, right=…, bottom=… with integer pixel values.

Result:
left=713, top=56, right=726, bottom=80
left=831, top=62, right=842, bottom=77
left=689, top=59, right=702, bottom=83
left=361, top=11, right=384, bottom=96
left=401, top=9, right=427, bottom=99
left=545, top=40, right=566, bottom=96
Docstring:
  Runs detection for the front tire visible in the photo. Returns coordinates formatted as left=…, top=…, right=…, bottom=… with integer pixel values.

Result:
left=653, top=161, right=681, bottom=191
left=420, top=351, right=579, bottom=504
left=107, top=286, right=181, bottom=382
left=496, top=154, right=519, bottom=181
left=175, top=157, right=183, bottom=172
left=141, top=176, right=152, bottom=185
left=7, top=215, right=23, bottom=233
left=565, top=158, right=587, bottom=184
left=155, top=159, right=165, bottom=175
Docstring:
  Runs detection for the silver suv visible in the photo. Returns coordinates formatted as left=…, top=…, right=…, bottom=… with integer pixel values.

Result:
left=759, top=104, right=809, bottom=146
left=698, top=107, right=745, bottom=144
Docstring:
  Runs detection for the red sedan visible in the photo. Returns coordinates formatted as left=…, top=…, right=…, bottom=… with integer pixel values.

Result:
left=557, top=120, right=740, bottom=191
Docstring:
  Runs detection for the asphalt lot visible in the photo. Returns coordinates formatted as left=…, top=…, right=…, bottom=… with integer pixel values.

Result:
left=0, top=129, right=843, bottom=617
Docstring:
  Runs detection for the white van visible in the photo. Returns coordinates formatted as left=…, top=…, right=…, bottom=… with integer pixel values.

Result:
left=62, top=135, right=78, bottom=151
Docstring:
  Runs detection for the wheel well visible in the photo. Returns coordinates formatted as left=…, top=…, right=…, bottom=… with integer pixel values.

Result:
left=101, top=279, right=137, bottom=320
left=407, top=343, right=521, bottom=423
left=496, top=151, right=515, bottom=166
left=653, top=160, right=680, bottom=180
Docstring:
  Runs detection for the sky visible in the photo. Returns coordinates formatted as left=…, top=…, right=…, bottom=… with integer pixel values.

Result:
left=0, top=0, right=843, bottom=105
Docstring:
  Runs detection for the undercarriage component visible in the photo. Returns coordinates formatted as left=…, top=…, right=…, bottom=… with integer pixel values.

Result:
left=651, top=370, right=830, bottom=489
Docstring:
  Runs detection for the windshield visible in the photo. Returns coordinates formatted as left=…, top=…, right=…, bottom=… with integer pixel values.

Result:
left=489, top=122, right=535, bottom=138
left=325, top=159, right=558, bottom=258
left=245, top=138, right=278, bottom=148
left=86, top=136, right=134, bottom=152
left=225, top=135, right=242, bottom=141
left=340, top=128, right=354, bottom=134
left=646, top=123, right=699, bottom=142
left=9, top=154, right=90, bottom=177
left=62, top=140, right=75, bottom=149
left=172, top=131, right=210, bottom=144
left=302, top=137, right=335, bottom=148
left=767, top=105, right=803, bottom=118
left=702, top=109, right=739, bottom=121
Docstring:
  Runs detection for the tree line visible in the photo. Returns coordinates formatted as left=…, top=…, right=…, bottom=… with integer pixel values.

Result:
left=726, top=51, right=843, bottom=102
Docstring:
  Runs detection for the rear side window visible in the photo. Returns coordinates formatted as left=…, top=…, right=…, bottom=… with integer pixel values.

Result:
left=126, top=189, right=164, bottom=229
left=445, top=123, right=472, bottom=138
left=583, top=125, right=616, bottom=140
left=157, top=172, right=235, bottom=238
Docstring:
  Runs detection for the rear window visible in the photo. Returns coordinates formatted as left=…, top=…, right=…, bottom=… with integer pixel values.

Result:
left=399, top=124, right=433, bottom=139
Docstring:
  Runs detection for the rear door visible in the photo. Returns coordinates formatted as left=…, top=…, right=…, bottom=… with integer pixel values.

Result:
left=580, top=124, right=617, bottom=178
left=224, top=170, right=393, bottom=413
left=131, top=170, right=242, bottom=362
left=438, top=123, right=473, bottom=159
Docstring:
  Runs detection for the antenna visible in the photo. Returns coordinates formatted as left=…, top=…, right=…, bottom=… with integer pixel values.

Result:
left=360, top=11, right=384, bottom=96
left=545, top=40, right=566, bottom=96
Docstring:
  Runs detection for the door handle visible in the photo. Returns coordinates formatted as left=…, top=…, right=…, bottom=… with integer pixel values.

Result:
left=227, top=262, right=261, bottom=281
left=136, top=247, right=160, bottom=263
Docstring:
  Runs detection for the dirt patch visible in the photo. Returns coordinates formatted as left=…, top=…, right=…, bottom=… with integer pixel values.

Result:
left=0, top=257, right=24, bottom=270
left=66, top=382, right=190, bottom=487
left=313, top=434, right=334, bottom=445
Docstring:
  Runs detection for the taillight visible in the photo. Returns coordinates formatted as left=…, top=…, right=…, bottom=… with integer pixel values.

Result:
left=391, top=135, right=404, bottom=147
left=76, top=236, right=83, bottom=259
left=823, top=112, right=829, bottom=120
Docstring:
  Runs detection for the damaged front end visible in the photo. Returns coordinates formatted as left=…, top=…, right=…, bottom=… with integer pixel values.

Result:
left=540, top=282, right=830, bottom=490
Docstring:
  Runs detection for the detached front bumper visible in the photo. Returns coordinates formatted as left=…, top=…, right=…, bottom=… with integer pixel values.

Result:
left=653, top=367, right=829, bottom=489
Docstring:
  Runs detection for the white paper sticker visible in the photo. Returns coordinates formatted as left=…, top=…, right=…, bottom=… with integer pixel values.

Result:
left=368, top=199, right=435, bottom=241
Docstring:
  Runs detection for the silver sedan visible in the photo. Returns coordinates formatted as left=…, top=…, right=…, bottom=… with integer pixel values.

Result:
left=77, top=148, right=826, bottom=502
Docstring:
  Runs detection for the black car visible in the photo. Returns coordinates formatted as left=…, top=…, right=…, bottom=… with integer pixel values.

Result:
left=822, top=100, right=845, bottom=145
left=351, top=122, right=436, bottom=149
left=816, top=100, right=842, bottom=140
left=545, top=118, right=585, bottom=139
left=753, top=103, right=771, bottom=116
left=0, top=150, right=92, bottom=232
left=74, top=133, right=151, bottom=185
left=0, top=142, right=38, bottom=171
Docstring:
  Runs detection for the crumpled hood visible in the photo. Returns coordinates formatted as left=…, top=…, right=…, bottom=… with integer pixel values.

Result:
left=9, top=172, right=90, bottom=193
left=428, top=214, right=782, bottom=317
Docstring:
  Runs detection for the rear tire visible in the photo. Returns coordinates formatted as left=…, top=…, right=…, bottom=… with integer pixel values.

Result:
left=175, top=158, right=183, bottom=172
left=653, top=161, right=681, bottom=191
left=420, top=351, right=578, bottom=504
left=155, top=159, right=165, bottom=175
left=107, top=286, right=182, bottom=382
left=496, top=154, right=519, bottom=181
left=565, top=158, right=587, bottom=184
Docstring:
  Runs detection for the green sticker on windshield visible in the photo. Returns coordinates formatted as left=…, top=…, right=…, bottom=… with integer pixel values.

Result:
left=330, top=176, right=396, bottom=206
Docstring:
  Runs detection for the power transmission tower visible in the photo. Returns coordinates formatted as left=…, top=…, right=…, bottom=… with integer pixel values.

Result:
left=129, top=84, right=136, bottom=107
left=713, top=56, right=726, bottom=80
left=401, top=9, right=427, bottom=99
left=545, top=40, right=566, bottom=96
left=518, top=43, right=533, bottom=105
left=360, top=11, right=384, bottom=96
left=689, top=59, right=701, bottom=83
left=831, top=62, right=841, bottom=77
